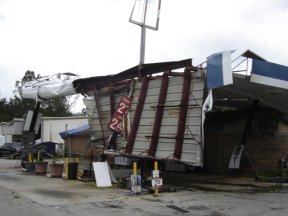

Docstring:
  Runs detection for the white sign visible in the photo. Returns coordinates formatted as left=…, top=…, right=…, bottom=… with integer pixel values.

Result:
left=229, top=145, right=245, bottom=169
left=114, top=157, right=131, bottom=166
left=152, top=170, right=159, bottom=178
left=151, top=178, right=163, bottom=188
left=23, top=110, right=42, bottom=133
left=130, top=175, right=141, bottom=194
left=93, top=162, right=112, bottom=187
left=108, top=96, right=132, bottom=133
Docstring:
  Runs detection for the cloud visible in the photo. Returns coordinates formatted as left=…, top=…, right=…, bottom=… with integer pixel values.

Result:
left=0, top=15, right=3, bottom=22
left=1, top=0, right=288, bottom=113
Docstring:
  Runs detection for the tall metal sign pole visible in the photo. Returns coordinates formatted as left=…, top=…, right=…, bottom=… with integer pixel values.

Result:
left=128, top=0, right=161, bottom=195
left=139, top=0, right=148, bottom=66
left=129, top=0, right=161, bottom=67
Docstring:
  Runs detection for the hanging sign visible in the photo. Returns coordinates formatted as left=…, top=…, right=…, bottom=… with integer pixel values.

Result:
left=151, top=177, right=163, bottom=189
left=114, top=156, right=131, bottom=166
left=151, top=169, right=162, bottom=189
left=130, top=175, right=141, bottom=194
left=229, top=145, right=245, bottom=169
left=108, top=96, right=132, bottom=133
left=152, top=170, right=159, bottom=178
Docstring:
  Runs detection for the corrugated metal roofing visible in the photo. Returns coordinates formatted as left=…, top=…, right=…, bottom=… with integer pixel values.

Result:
left=73, top=59, right=192, bottom=93
left=83, top=68, right=206, bottom=166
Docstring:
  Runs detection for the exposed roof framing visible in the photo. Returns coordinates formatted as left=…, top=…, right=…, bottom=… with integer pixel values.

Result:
left=73, top=59, right=192, bottom=93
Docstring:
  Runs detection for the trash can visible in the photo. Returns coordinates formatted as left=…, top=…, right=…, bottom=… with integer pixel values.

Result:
left=24, top=162, right=35, bottom=173
left=68, top=162, right=78, bottom=180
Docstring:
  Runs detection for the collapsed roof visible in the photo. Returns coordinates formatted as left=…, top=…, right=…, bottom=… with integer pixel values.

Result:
left=72, top=59, right=193, bottom=93
left=77, top=60, right=207, bottom=165
left=18, top=49, right=288, bottom=165
left=71, top=49, right=288, bottom=165
left=206, top=49, right=288, bottom=115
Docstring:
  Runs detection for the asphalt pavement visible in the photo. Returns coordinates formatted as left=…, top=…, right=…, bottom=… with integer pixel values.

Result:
left=1, top=158, right=288, bottom=216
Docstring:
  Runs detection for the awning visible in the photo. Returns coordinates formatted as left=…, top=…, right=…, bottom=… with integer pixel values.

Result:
left=213, top=73, right=288, bottom=115
left=207, top=49, right=288, bottom=115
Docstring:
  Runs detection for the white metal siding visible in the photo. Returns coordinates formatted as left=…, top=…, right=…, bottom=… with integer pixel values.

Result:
left=83, top=72, right=205, bottom=165
left=41, top=117, right=88, bottom=143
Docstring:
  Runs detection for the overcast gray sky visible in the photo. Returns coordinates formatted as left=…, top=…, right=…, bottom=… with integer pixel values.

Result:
left=1, top=0, right=288, bottom=111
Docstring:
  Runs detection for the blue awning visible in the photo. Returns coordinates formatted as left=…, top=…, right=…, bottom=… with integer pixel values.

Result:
left=59, top=124, right=90, bottom=139
left=251, top=59, right=288, bottom=89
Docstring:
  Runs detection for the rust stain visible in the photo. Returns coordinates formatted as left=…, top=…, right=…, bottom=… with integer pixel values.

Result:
left=168, top=108, right=180, bottom=116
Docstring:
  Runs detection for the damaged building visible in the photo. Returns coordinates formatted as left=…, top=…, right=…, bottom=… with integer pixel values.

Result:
left=19, top=49, right=288, bottom=175
left=73, top=59, right=207, bottom=167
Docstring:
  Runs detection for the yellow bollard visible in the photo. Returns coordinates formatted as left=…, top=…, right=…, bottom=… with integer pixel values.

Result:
left=154, top=161, right=158, bottom=170
left=65, top=157, right=69, bottom=180
left=132, top=161, right=141, bottom=194
left=133, top=161, right=137, bottom=176
left=154, top=161, right=159, bottom=196
left=37, top=150, right=40, bottom=161
left=28, top=153, right=32, bottom=162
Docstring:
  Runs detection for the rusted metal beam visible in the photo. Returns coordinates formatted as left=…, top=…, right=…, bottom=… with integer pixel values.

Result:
left=125, top=78, right=150, bottom=154
left=148, top=72, right=169, bottom=157
left=108, top=88, right=116, bottom=149
left=93, top=88, right=107, bottom=148
left=173, top=68, right=192, bottom=159
left=109, top=87, right=115, bottom=116
left=241, top=99, right=259, bottom=145
left=123, top=79, right=136, bottom=142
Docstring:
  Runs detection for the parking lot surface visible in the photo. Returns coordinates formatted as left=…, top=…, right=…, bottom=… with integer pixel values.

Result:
left=1, top=158, right=288, bottom=216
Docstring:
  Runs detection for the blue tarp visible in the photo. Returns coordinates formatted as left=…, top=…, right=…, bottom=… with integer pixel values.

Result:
left=59, top=124, right=90, bottom=139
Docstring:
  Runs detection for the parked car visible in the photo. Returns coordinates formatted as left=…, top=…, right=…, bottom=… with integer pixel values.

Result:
left=0, top=142, right=23, bottom=159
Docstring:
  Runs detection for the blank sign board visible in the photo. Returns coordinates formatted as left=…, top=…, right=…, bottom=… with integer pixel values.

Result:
left=93, top=162, right=112, bottom=187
